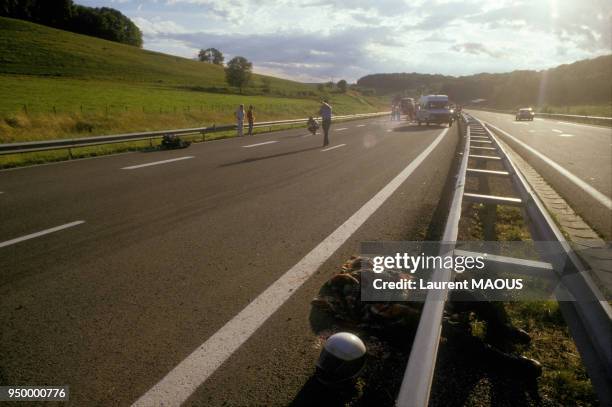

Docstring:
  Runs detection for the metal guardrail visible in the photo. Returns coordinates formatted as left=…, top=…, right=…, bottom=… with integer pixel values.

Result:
left=0, top=112, right=390, bottom=156
left=396, top=115, right=470, bottom=407
left=396, top=113, right=612, bottom=406
left=467, top=107, right=612, bottom=126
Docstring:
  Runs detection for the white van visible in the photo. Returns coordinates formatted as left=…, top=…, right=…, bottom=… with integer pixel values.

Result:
left=416, top=95, right=452, bottom=127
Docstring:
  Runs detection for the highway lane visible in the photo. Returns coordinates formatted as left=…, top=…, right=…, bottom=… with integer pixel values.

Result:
left=467, top=110, right=612, bottom=239
left=0, top=117, right=458, bottom=406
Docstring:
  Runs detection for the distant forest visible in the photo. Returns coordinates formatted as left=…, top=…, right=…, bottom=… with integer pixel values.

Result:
left=0, top=0, right=142, bottom=47
left=357, top=55, right=612, bottom=109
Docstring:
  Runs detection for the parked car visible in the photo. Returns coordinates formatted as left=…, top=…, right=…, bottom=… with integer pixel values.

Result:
left=516, top=108, right=535, bottom=121
left=416, top=95, right=453, bottom=127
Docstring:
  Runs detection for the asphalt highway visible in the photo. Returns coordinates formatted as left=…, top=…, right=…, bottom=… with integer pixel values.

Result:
left=468, top=110, right=612, bottom=239
left=0, top=116, right=458, bottom=406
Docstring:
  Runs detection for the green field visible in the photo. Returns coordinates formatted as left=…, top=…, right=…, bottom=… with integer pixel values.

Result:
left=0, top=17, right=387, bottom=145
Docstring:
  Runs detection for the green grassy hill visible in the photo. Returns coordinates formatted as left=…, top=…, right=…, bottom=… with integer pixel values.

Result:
left=0, top=17, right=385, bottom=143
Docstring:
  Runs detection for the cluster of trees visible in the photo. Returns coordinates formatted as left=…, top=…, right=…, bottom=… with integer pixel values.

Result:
left=225, top=56, right=252, bottom=93
left=197, top=47, right=252, bottom=93
left=198, top=47, right=224, bottom=65
left=357, top=55, right=612, bottom=108
left=0, top=0, right=142, bottom=47
left=316, top=79, right=348, bottom=93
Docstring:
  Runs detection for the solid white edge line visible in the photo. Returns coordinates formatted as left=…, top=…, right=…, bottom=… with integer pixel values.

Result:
left=131, top=127, right=449, bottom=407
left=241, top=141, right=279, bottom=148
left=486, top=122, right=612, bottom=210
left=122, top=156, right=194, bottom=170
left=0, top=221, right=85, bottom=249
left=321, top=144, right=346, bottom=152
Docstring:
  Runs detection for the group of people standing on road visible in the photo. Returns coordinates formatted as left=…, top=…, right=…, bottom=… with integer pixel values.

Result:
left=235, top=100, right=333, bottom=147
left=235, top=104, right=256, bottom=137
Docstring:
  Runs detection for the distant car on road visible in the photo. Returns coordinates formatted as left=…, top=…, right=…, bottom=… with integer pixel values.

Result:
left=416, top=95, right=453, bottom=127
left=516, top=108, right=535, bottom=121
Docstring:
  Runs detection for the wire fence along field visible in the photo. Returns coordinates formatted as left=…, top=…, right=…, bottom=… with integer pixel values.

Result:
left=7, top=102, right=313, bottom=117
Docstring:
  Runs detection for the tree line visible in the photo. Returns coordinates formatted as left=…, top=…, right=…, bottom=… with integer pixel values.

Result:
left=0, top=0, right=142, bottom=47
left=357, top=55, right=612, bottom=109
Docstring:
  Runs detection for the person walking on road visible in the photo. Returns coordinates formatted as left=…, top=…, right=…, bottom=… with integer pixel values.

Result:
left=319, top=99, right=332, bottom=146
left=236, top=104, right=245, bottom=137
left=247, top=105, right=255, bottom=136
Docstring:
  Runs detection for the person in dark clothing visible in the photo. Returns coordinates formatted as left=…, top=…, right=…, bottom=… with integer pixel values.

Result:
left=319, top=100, right=332, bottom=146
left=247, top=105, right=255, bottom=136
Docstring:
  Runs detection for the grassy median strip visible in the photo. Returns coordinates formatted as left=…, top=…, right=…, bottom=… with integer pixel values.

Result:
left=451, top=201, right=598, bottom=406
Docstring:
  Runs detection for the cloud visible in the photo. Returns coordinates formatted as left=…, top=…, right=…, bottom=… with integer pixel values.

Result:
left=466, top=0, right=612, bottom=51
left=80, top=0, right=612, bottom=81
left=147, top=24, right=397, bottom=81
left=131, top=17, right=187, bottom=35
left=450, top=42, right=505, bottom=59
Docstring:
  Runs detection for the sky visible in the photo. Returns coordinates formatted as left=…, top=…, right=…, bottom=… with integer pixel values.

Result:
left=77, top=0, right=611, bottom=83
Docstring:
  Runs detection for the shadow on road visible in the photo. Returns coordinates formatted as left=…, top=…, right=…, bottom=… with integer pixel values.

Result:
left=393, top=124, right=450, bottom=133
left=219, top=146, right=322, bottom=167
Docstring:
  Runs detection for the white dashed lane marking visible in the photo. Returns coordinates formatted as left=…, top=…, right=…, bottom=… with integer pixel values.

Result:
left=122, top=156, right=194, bottom=170
left=241, top=141, right=279, bottom=148
left=321, top=144, right=347, bottom=152
left=0, top=221, right=85, bottom=249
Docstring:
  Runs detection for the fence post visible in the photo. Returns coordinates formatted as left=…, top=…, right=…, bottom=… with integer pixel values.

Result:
left=23, top=104, right=28, bottom=115
left=53, top=106, right=57, bottom=116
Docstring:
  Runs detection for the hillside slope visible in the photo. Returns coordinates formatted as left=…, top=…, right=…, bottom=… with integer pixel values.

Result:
left=0, top=16, right=310, bottom=93
left=0, top=17, right=385, bottom=143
